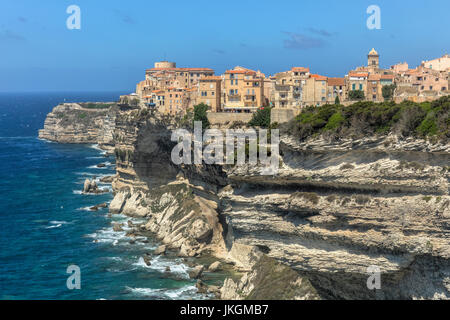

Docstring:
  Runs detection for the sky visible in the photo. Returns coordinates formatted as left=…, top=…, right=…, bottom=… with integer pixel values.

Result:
left=0, top=0, right=449, bottom=92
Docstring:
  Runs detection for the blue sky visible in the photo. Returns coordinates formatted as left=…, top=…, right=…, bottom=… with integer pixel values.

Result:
left=0, top=0, right=449, bottom=92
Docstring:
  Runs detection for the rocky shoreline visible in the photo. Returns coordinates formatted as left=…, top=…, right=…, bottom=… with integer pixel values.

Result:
left=40, top=103, right=450, bottom=300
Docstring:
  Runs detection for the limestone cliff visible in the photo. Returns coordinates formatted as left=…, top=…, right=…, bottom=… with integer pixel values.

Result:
left=41, top=104, right=450, bottom=300
left=108, top=108, right=450, bottom=300
left=39, top=103, right=117, bottom=151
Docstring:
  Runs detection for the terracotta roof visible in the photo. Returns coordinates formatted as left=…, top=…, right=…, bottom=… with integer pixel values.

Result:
left=225, top=70, right=257, bottom=75
left=291, top=67, right=310, bottom=73
left=381, top=74, right=395, bottom=80
left=327, top=77, right=345, bottom=86
left=310, top=74, right=327, bottom=81
left=348, top=72, right=369, bottom=78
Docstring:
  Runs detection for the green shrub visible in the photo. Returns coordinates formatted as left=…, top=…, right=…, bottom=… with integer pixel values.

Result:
left=349, top=90, right=365, bottom=101
left=193, top=103, right=210, bottom=129
left=249, top=107, right=272, bottom=128
left=281, top=96, right=450, bottom=141
left=325, top=112, right=345, bottom=131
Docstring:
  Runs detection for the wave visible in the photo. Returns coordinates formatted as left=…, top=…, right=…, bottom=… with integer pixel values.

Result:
left=85, top=227, right=127, bottom=244
left=73, top=189, right=111, bottom=195
left=49, top=220, right=70, bottom=225
left=89, top=144, right=107, bottom=155
left=133, top=256, right=190, bottom=279
left=45, top=224, right=62, bottom=229
left=125, top=285, right=200, bottom=300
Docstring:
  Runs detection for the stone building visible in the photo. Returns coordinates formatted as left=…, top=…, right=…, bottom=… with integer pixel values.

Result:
left=222, top=67, right=265, bottom=113
left=198, top=76, right=222, bottom=112
left=326, top=77, right=346, bottom=103
left=271, top=67, right=309, bottom=109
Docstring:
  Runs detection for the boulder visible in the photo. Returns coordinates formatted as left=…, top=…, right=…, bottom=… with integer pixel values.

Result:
left=112, top=223, right=124, bottom=232
left=82, top=179, right=107, bottom=194
left=154, top=245, right=167, bottom=255
left=196, top=280, right=208, bottom=294
left=89, top=206, right=99, bottom=211
left=109, top=191, right=128, bottom=214
left=189, top=265, right=204, bottom=279
left=97, top=163, right=106, bottom=168
left=207, top=261, right=222, bottom=272
left=143, top=255, right=152, bottom=266
left=97, top=203, right=107, bottom=208
left=100, top=175, right=114, bottom=183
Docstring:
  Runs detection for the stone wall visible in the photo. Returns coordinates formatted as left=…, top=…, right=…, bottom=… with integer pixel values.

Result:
left=207, top=112, right=253, bottom=125
left=271, top=108, right=300, bottom=124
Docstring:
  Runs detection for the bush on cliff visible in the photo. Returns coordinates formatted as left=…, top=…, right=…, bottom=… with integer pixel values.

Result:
left=282, top=96, right=450, bottom=142
left=193, top=103, right=210, bottom=129
left=249, top=106, right=272, bottom=128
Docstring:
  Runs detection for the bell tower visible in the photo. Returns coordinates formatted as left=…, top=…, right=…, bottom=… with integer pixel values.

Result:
left=368, top=48, right=379, bottom=68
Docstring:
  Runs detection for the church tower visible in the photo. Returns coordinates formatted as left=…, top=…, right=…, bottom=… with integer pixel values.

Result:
left=368, top=48, right=380, bottom=68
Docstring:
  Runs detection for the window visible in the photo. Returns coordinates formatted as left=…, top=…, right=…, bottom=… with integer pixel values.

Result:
left=359, top=84, right=363, bottom=90
left=352, top=84, right=356, bottom=90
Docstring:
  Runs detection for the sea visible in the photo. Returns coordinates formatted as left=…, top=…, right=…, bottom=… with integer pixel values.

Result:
left=0, top=92, right=208, bottom=300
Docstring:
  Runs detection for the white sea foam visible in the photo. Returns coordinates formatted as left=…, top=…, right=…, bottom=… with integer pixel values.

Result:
left=46, top=224, right=62, bottom=229
left=90, top=144, right=107, bottom=155
left=125, top=285, right=200, bottom=300
left=50, top=220, right=70, bottom=225
left=133, top=256, right=190, bottom=279
left=86, top=227, right=127, bottom=244
left=73, top=188, right=111, bottom=195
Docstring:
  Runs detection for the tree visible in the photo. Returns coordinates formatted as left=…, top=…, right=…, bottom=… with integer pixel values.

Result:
left=249, top=106, right=271, bottom=128
left=193, top=103, right=210, bottom=129
left=382, top=84, right=397, bottom=101
left=349, top=90, right=365, bottom=101
left=335, top=96, right=341, bottom=105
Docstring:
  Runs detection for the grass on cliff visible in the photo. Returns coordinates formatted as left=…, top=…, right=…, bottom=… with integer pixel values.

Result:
left=80, top=103, right=114, bottom=109
left=282, top=96, right=450, bottom=142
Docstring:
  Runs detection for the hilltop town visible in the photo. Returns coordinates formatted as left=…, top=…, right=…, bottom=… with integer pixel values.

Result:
left=126, top=49, right=450, bottom=123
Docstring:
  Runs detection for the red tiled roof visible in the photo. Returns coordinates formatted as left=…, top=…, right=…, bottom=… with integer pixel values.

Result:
left=225, top=70, right=257, bottom=75
left=348, top=72, right=369, bottom=78
left=291, top=67, right=310, bottom=73
left=381, top=74, right=395, bottom=80
left=327, top=77, right=345, bottom=86
left=310, top=74, right=327, bottom=81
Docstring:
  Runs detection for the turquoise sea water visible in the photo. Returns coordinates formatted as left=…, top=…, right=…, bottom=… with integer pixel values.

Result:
left=0, top=93, right=205, bottom=300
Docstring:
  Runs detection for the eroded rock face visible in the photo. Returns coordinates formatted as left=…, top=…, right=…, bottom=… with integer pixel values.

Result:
left=110, top=182, right=225, bottom=258
left=39, top=103, right=117, bottom=152
left=219, top=137, right=450, bottom=300
left=108, top=110, right=450, bottom=300
left=220, top=255, right=321, bottom=300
